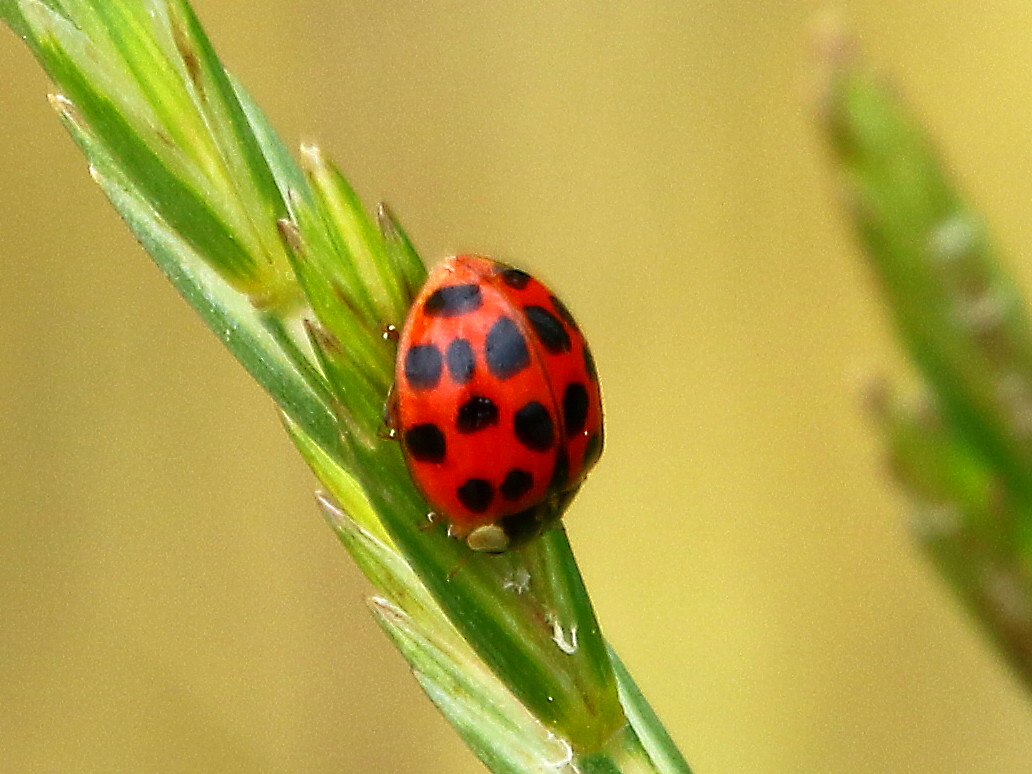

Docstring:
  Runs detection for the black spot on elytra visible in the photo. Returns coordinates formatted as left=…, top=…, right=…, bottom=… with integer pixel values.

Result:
left=583, top=431, right=603, bottom=471
left=404, top=424, right=446, bottom=463
left=563, top=382, right=589, bottom=436
left=404, top=344, right=442, bottom=390
left=524, top=305, right=571, bottom=354
left=424, top=284, right=482, bottom=317
left=457, top=478, right=493, bottom=512
left=583, top=343, right=598, bottom=381
left=550, top=294, right=578, bottom=329
left=485, top=316, right=530, bottom=380
left=550, top=449, right=569, bottom=492
left=500, top=268, right=532, bottom=289
left=446, top=338, right=475, bottom=384
left=513, top=401, right=554, bottom=452
left=456, top=396, right=499, bottom=433
left=500, top=468, right=534, bottom=501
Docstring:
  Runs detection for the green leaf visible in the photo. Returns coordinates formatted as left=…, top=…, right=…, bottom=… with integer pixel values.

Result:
left=377, top=202, right=429, bottom=307
left=820, top=32, right=1032, bottom=695
left=23, top=4, right=266, bottom=288
left=159, top=0, right=296, bottom=294
left=609, top=648, right=694, bottom=774
left=4, top=1, right=692, bottom=769
left=821, top=39, right=1032, bottom=502
left=0, top=0, right=30, bottom=37
left=312, top=415, right=626, bottom=749
left=228, top=73, right=311, bottom=217
left=313, top=484, right=579, bottom=774
left=50, top=90, right=344, bottom=462
left=372, top=596, right=579, bottom=774
left=81, top=2, right=211, bottom=166
left=873, top=384, right=1032, bottom=686
left=302, top=145, right=411, bottom=326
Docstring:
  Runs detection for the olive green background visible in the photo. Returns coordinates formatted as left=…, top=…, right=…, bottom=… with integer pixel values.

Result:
left=4, top=2, right=1032, bottom=771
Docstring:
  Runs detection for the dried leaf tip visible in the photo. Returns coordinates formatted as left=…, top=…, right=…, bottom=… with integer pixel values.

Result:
left=47, top=92, right=79, bottom=122
left=276, top=217, right=304, bottom=254
left=299, top=143, right=324, bottom=172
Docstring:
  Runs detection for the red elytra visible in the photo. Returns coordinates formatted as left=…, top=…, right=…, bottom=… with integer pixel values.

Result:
left=390, top=255, right=603, bottom=552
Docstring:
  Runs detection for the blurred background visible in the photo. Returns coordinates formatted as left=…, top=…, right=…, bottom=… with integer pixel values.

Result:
left=4, top=1, right=1032, bottom=771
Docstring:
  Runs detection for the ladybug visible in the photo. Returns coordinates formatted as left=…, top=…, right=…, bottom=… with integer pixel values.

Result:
left=390, top=255, right=603, bottom=553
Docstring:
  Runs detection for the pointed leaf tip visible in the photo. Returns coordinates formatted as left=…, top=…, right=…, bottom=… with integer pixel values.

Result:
left=315, top=490, right=348, bottom=530
left=277, top=217, right=303, bottom=253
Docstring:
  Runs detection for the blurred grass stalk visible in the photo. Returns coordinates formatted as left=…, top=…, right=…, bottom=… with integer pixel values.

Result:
left=0, top=1, right=692, bottom=771
left=819, top=29, right=1032, bottom=687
